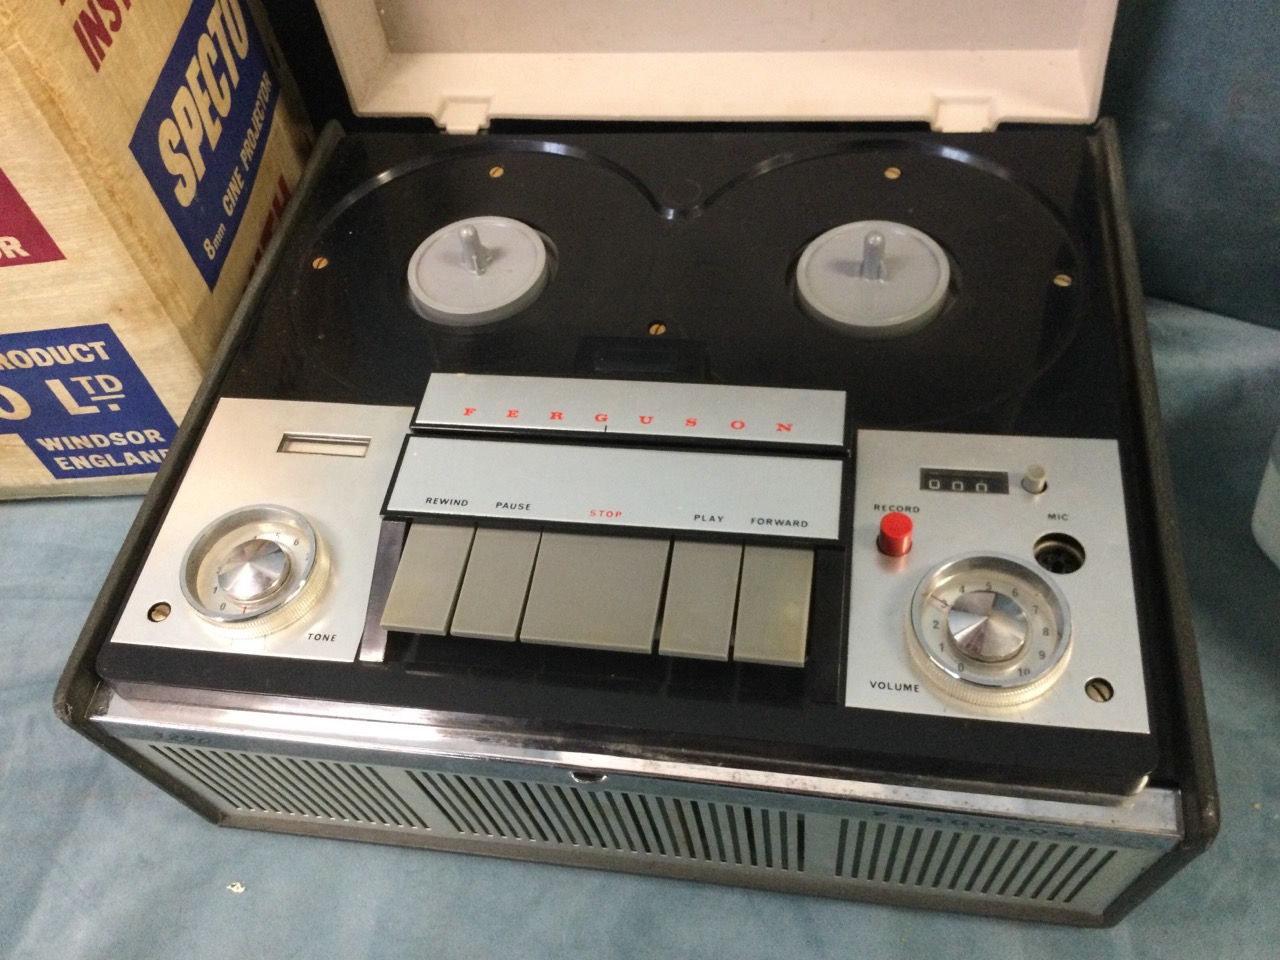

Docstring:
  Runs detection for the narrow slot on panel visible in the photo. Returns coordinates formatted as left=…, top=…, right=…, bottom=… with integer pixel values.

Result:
left=650, top=539, right=675, bottom=653
left=1064, top=849, right=1114, bottom=904
left=835, top=819, right=850, bottom=876
left=502, top=781, right=550, bottom=842
left=707, top=804, right=728, bottom=864
left=529, top=784, right=571, bottom=844
left=915, top=829, right=944, bottom=886
left=931, top=832, right=963, bottom=889
left=882, top=824, right=904, bottom=881
left=328, top=762, right=392, bottom=823
left=278, top=758, right=344, bottom=819
left=480, top=778, right=532, bottom=840
left=998, top=841, right=1040, bottom=896
left=637, top=795, right=667, bottom=855
left=516, top=783, right=562, bottom=843
left=654, top=797, right=682, bottom=857
left=964, top=836, right=1002, bottom=892
left=365, top=768, right=429, bottom=829
left=867, top=822, right=886, bottom=879
left=1047, top=847, right=1094, bottom=901
left=726, top=807, right=744, bottom=865
left=410, top=772, right=469, bottom=833
left=581, top=790, right=620, bottom=850
left=898, top=827, right=924, bottom=884
left=609, top=793, right=641, bottom=853
left=1033, top=845, right=1081, bottom=900
left=1015, top=843, right=1059, bottom=898
left=277, top=432, right=370, bottom=457
left=851, top=821, right=869, bottom=879
left=796, top=814, right=806, bottom=873
left=948, top=834, right=982, bottom=890
left=981, top=839, right=1020, bottom=895
left=672, top=799, right=703, bottom=861
left=546, top=785, right=586, bottom=845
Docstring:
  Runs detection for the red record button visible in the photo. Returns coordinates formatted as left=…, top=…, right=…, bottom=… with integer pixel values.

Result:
left=877, top=511, right=914, bottom=557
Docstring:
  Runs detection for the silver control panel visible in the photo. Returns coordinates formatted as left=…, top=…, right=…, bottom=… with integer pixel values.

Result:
left=104, top=393, right=1149, bottom=729
left=108, top=399, right=412, bottom=660
left=845, top=430, right=1150, bottom=733
left=387, top=436, right=843, bottom=539
left=108, top=382, right=843, bottom=664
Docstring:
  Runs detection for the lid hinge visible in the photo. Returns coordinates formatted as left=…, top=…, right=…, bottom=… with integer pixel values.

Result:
left=931, top=95, right=998, bottom=133
left=439, top=97, right=493, bottom=135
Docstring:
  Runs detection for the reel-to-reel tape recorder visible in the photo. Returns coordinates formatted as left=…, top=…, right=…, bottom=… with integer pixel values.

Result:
left=57, top=119, right=1216, bottom=925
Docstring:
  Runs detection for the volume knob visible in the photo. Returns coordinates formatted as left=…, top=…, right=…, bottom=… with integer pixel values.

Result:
left=907, top=553, right=1072, bottom=708
left=945, top=590, right=1027, bottom=663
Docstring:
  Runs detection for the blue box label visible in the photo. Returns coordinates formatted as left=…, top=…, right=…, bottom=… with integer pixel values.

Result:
left=129, top=0, right=279, bottom=289
left=0, top=325, right=179, bottom=480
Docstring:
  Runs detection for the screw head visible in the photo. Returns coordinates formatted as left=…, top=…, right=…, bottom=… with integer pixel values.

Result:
left=1085, top=677, right=1114, bottom=703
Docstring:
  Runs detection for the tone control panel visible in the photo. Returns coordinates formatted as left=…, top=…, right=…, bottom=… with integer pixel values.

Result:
left=107, top=399, right=411, bottom=660
left=844, top=430, right=1151, bottom=733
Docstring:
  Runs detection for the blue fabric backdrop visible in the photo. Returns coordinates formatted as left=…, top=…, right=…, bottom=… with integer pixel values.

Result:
left=1105, top=0, right=1280, bottom=327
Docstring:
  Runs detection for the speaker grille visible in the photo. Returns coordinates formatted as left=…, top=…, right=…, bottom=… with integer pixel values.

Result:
left=150, top=745, right=430, bottom=829
left=142, top=741, right=1156, bottom=916
left=409, top=771, right=803, bottom=870
left=834, top=819, right=1116, bottom=904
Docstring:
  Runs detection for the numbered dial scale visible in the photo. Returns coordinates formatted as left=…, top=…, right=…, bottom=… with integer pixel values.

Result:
left=907, top=553, right=1072, bottom=707
left=179, top=505, right=330, bottom=637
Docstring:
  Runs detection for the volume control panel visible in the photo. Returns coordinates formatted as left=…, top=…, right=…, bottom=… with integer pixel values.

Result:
left=845, top=429, right=1150, bottom=733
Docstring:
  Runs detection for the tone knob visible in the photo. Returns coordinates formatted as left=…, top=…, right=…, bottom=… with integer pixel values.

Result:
left=180, top=505, right=329, bottom=637
left=946, top=590, right=1027, bottom=663
left=215, top=537, right=291, bottom=602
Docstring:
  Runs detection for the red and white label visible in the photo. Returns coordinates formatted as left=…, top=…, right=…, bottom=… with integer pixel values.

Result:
left=418, top=374, right=846, bottom=448
left=0, top=168, right=65, bottom=268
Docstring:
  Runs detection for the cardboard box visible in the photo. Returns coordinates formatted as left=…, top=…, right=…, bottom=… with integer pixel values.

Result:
left=0, top=0, right=311, bottom=498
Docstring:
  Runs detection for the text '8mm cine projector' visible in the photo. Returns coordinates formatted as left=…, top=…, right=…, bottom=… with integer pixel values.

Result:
left=57, top=0, right=1216, bottom=926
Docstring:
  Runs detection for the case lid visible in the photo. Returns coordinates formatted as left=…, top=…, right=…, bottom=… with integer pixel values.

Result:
left=315, top=0, right=1119, bottom=134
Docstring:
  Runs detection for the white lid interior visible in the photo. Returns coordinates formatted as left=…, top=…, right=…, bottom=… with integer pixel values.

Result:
left=316, top=0, right=1118, bottom=133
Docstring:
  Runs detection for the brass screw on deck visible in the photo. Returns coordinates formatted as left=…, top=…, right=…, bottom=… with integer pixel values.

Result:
left=884, top=167, right=902, bottom=180
left=648, top=322, right=667, bottom=335
left=489, top=166, right=505, bottom=178
left=1085, top=678, right=1115, bottom=703
left=1053, top=273, right=1073, bottom=288
left=312, top=256, right=329, bottom=270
